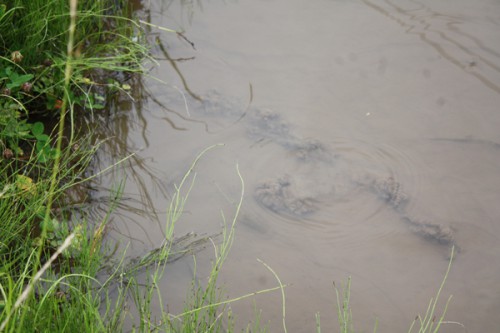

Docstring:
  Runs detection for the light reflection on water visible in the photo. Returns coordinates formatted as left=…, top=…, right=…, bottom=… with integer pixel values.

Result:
left=93, top=0, right=500, bottom=331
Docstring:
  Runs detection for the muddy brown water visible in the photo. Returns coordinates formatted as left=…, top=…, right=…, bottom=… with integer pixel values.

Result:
left=91, top=0, right=500, bottom=331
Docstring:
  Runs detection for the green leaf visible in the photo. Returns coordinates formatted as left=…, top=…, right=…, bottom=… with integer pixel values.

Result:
left=37, top=154, right=48, bottom=163
left=36, top=140, right=48, bottom=152
left=37, top=134, right=50, bottom=142
left=13, top=74, right=33, bottom=84
left=17, top=130, right=31, bottom=138
left=31, top=122, right=44, bottom=137
left=6, top=73, right=33, bottom=89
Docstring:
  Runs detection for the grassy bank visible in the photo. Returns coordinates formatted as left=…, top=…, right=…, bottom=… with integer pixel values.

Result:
left=0, top=0, right=148, bottom=331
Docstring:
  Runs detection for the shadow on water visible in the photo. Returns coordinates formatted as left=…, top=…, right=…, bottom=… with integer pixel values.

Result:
left=81, top=74, right=171, bottom=245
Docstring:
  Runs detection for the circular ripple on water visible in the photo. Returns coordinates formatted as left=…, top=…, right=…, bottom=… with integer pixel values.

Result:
left=251, top=136, right=425, bottom=249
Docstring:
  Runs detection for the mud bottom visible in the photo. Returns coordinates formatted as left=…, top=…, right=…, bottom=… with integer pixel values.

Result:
left=254, top=175, right=318, bottom=217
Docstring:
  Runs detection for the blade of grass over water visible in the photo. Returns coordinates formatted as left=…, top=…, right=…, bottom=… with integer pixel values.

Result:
left=408, top=246, right=456, bottom=333
left=335, top=277, right=354, bottom=333
left=258, top=259, right=288, bottom=333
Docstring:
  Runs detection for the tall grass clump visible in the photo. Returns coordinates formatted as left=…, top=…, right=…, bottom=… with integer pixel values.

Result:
left=0, top=0, right=151, bottom=331
left=0, top=138, right=108, bottom=331
left=0, top=0, right=148, bottom=73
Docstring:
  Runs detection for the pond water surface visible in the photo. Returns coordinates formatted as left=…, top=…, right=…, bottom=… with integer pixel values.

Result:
left=93, top=0, right=500, bottom=331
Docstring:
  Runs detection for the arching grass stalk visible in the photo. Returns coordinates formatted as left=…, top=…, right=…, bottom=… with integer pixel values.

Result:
left=122, top=154, right=286, bottom=332
left=258, top=259, right=288, bottom=333
left=165, top=164, right=285, bottom=332
left=119, top=145, right=225, bottom=281
left=132, top=144, right=226, bottom=332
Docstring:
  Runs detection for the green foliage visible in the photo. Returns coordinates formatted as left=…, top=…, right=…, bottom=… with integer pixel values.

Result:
left=0, top=67, right=33, bottom=90
left=38, top=217, right=85, bottom=256
left=31, top=122, right=58, bottom=163
left=0, top=137, right=103, bottom=330
left=0, top=107, right=31, bottom=155
left=0, top=104, right=56, bottom=160
left=0, top=0, right=150, bottom=167
left=0, top=1, right=154, bottom=332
